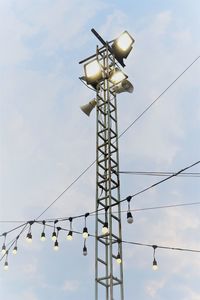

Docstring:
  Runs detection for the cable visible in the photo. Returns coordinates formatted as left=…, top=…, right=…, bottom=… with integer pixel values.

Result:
left=1, top=200, right=200, bottom=224
left=119, top=171, right=200, bottom=177
left=34, top=55, right=200, bottom=220
left=1, top=160, right=199, bottom=230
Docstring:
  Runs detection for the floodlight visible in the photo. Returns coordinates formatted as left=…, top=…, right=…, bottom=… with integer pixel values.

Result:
left=112, top=31, right=134, bottom=65
left=109, top=69, right=127, bottom=85
left=84, top=59, right=103, bottom=83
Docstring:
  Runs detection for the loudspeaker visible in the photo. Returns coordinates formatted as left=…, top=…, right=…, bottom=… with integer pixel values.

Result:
left=80, top=99, right=97, bottom=116
left=113, top=79, right=134, bottom=94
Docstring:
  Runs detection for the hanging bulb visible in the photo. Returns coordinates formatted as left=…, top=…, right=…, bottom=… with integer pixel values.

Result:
left=116, top=252, right=122, bottom=264
left=40, top=232, right=46, bottom=241
left=4, top=261, right=8, bottom=271
left=152, top=258, right=158, bottom=271
left=67, top=231, right=73, bottom=240
left=12, top=246, right=18, bottom=255
left=82, top=227, right=88, bottom=239
left=40, top=220, right=46, bottom=241
left=127, top=211, right=133, bottom=224
left=83, top=245, right=88, bottom=256
left=26, top=232, right=32, bottom=243
left=54, top=240, right=59, bottom=251
left=51, top=231, right=57, bottom=241
left=102, top=222, right=109, bottom=234
left=1, top=243, right=6, bottom=255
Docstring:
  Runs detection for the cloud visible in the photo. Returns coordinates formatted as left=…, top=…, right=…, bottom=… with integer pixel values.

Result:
left=145, top=278, right=166, bottom=298
left=62, top=279, right=79, bottom=292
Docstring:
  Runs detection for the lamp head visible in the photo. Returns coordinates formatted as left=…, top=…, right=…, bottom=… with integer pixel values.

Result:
left=84, top=59, right=103, bottom=84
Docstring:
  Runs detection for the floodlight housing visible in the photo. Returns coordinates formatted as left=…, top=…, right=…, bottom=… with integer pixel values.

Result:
left=109, top=68, right=127, bottom=85
left=84, top=59, right=103, bottom=84
left=112, top=31, right=134, bottom=65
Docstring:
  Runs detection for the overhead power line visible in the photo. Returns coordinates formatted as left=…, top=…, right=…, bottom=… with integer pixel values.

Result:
left=35, top=55, right=200, bottom=220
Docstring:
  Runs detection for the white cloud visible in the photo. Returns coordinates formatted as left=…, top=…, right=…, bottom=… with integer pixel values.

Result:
left=62, top=279, right=79, bottom=292
left=145, top=278, right=166, bottom=298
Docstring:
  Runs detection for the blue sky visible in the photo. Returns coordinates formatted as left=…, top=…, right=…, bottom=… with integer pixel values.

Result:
left=0, top=0, right=200, bottom=299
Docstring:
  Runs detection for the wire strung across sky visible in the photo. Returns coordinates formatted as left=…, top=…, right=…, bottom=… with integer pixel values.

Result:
left=1, top=160, right=199, bottom=244
left=119, top=171, right=200, bottom=177
left=35, top=55, right=200, bottom=220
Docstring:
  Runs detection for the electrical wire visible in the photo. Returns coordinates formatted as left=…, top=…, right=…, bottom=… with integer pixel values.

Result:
left=1, top=160, right=199, bottom=232
left=119, top=171, right=200, bottom=177
left=34, top=55, right=200, bottom=220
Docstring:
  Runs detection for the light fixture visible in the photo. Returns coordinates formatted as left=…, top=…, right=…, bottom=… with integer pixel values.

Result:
left=126, top=196, right=133, bottom=224
left=1, top=243, right=6, bottom=255
left=82, top=213, right=89, bottom=239
left=80, top=99, right=97, bottom=116
left=152, top=245, right=158, bottom=271
left=83, top=240, right=88, bottom=256
left=26, top=221, right=34, bottom=243
left=26, top=232, right=32, bottom=243
left=67, top=218, right=73, bottom=240
left=102, top=222, right=109, bottom=235
left=54, top=240, right=59, bottom=251
left=112, top=79, right=134, bottom=94
left=12, top=236, right=19, bottom=255
left=12, top=246, right=17, bottom=255
left=116, top=252, right=122, bottom=264
left=112, top=31, right=134, bottom=65
left=1, top=233, right=7, bottom=255
left=52, top=220, right=58, bottom=241
left=84, top=59, right=103, bottom=84
left=4, top=251, right=9, bottom=271
left=40, top=220, right=46, bottom=241
left=109, top=68, right=127, bottom=85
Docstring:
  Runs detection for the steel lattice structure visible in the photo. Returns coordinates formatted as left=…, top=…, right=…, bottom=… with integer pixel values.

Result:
left=79, top=28, right=134, bottom=300
left=94, top=45, right=124, bottom=300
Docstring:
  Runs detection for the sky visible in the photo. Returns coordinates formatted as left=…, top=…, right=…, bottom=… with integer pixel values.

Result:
left=0, top=0, right=200, bottom=299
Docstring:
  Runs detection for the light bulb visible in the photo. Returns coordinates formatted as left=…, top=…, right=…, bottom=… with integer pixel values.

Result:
left=67, top=231, right=73, bottom=241
left=116, top=31, right=134, bottom=52
left=116, top=252, right=122, bottom=264
left=83, top=245, right=88, bottom=256
left=26, top=233, right=32, bottom=243
left=82, top=227, right=88, bottom=239
left=127, top=211, right=133, bottom=224
left=52, top=231, right=57, bottom=242
left=54, top=240, right=59, bottom=251
left=102, top=222, right=109, bottom=235
left=4, top=261, right=8, bottom=271
left=12, top=246, right=17, bottom=255
left=152, top=258, right=158, bottom=271
left=1, top=243, right=6, bottom=255
left=40, top=232, right=46, bottom=241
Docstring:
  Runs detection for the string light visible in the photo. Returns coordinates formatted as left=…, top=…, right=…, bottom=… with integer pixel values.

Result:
left=126, top=196, right=133, bottom=224
left=116, top=252, right=122, bottom=264
left=40, top=220, right=46, bottom=241
left=26, top=222, right=34, bottom=243
left=1, top=233, right=7, bottom=255
left=102, top=207, right=109, bottom=235
left=152, top=245, right=158, bottom=271
left=82, top=213, right=89, bottom=239
left=67, top=218, right=73, bottom=240
left=3, top=251, right=9, bottom=271
left=12, top=236, right=19, bottom=255
left=54, top=240, right=59, bottom=251
left=83, top=239, right=88, bottom=256
left=52, top=220, right=58, bottom=241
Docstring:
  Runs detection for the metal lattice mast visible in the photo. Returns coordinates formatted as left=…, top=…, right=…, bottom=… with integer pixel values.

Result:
left=79, top=28, right=134, bottom=300
left=95, top=45, right=124, bottom=300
